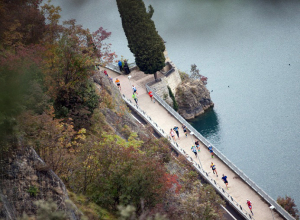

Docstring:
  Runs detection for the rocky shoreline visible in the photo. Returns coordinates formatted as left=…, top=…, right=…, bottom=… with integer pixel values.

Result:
left=175, top=79, right=214, bottom=120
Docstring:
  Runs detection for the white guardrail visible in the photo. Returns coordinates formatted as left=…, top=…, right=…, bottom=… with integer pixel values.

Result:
left=143, top=83, right=295, bottom=220
left=121, top=94, right=255, bottom=220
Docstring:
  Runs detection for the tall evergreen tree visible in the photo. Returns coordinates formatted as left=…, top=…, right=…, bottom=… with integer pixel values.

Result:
left=116, top=0, right=165, bottom=80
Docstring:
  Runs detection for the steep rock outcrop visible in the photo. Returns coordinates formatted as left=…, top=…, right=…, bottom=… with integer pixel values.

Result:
left=92, top=72, right=149, bottom=140
left=0, top=147, right=82, bottom=220
left=175, top=80, right=214, bottom=120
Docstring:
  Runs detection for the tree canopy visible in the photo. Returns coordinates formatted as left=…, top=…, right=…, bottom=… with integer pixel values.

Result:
left=116, top=0, right=165, bottom=79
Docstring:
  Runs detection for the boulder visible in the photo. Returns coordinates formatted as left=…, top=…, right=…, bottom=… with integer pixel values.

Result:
left=175, top=80, right=214, bottom=120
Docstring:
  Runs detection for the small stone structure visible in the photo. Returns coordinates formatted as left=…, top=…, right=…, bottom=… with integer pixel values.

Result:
left=149, top=61, right=182, bottom=105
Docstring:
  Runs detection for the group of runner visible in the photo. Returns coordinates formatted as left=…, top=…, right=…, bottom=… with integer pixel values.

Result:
left=114, top=77, right=156, bottom=105
left=115, top=78, right=139, bottom=106
left=132, top=85, right=138, bottom=105
left=111, top=72, right=254, bottom=216
left=169, top=125, right=229, bottom=191
left=169, top=124, right=187, bottom=141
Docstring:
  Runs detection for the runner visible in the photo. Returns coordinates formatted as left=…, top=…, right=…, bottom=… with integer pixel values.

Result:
left=173, top=125, right=180, bottom=140
left=115, top=78, right=121, bottom=90
left=132, top=85, right=138, bottom=94
left=210, top=162, right=218, bottom=177
left=208, top=145, right=214, bottom=158
left=104, top=70, right=108, bottom=76
left=182, top=124, right=188, bottom=137
left=170, top=129, right=176, bottom=141
left=148, top=90, right=155, bottom=103
left=222, top=174, right=229, bottom=189
left=247, top=200, right=254, bottom=215
left=191, top=145, right=197, bottom=157
left=132, top=93, right=138, bottom=105
left=195, top=140, right=200, bottom=152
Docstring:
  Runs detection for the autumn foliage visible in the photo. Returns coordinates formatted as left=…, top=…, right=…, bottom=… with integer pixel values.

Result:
left=277, top=196, right=299, bottom=219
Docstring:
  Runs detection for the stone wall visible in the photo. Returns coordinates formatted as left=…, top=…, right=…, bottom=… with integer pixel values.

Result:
left=150, top=61, right=182, bottom=105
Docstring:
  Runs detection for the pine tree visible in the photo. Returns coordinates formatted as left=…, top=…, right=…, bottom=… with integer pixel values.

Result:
left=116, top=0, right=165, bottom=80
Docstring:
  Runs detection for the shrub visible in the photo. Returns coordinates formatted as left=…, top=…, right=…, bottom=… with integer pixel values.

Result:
left=121, top=125, right=132, bottom=139
left=27, top=186, right=39, bottom=197
left=190, top=64, right=207, bottom=84
left=181, top=184, right=225, bottom=219
left=178, top=70, right=189, bottom=81
left=277, top=196, right=299, bottom=219
left=185, top=171, right=198, bottom=183
left=163, top=93, right=168, bottom=101
left=54, top=80, right=99, bottom=130
left=167, top=86, right=178, bottom=111
left=68, top=191, right=112, bottom=220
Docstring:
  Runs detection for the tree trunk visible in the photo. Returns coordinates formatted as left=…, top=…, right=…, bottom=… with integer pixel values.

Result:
left=154, top=71, right=158, bottom=81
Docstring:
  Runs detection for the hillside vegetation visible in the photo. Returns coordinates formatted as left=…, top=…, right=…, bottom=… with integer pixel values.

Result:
left=0, top=1, right=225, bottom=219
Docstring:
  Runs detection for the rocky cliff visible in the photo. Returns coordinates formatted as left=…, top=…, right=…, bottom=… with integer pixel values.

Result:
left=175, top=80, right=214, bottom=120
left=0, top=147, right=82, bottom=220
left=92, top=71, right=149, bottom=140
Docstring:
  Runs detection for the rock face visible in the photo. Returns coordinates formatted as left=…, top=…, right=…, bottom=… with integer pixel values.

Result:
left=92, top=72, right=149, bottom=140
left=175, top=80, right=214, bottom=120
left=0, top=147, right=82, bottom=220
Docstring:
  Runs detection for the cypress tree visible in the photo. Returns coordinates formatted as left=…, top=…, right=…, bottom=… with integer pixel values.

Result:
left=116, top=0, right=165, bottom=79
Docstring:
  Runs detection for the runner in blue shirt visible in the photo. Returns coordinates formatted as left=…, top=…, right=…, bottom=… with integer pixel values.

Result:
left=208, top=145, right=214, bottom=158
left=222, top=174, right=229, bottom=189
left=191, top=145, right=197, bottom=157
left=173, top=125, right=180, bottom=140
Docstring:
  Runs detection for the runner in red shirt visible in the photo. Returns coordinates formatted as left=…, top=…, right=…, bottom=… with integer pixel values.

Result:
left=247, top=200, right=253, bottom=215
left=104, top=70, right=108, bottom=76
left=148, top=91, right=155, bottom=103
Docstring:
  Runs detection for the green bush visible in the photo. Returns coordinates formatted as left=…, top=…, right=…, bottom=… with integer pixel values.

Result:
left=27, top=186, right=39, bottom=197
left=54, top=80, right=99, bottom=130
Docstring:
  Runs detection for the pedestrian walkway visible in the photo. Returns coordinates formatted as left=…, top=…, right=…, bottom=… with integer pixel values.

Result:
left=99, top=67, right=285, bottom=220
